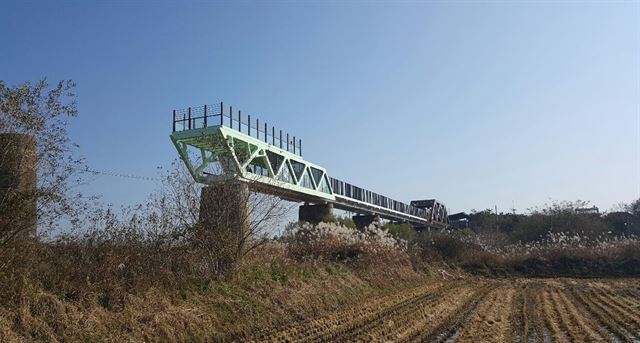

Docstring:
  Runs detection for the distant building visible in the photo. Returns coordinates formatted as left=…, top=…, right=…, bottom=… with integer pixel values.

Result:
left=575, top=206, right=599, bottom=215
left=448, top=212, right=471, bottom=229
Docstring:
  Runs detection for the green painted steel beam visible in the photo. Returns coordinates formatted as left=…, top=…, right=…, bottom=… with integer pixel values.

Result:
left=170, top=125, right=335, bottom=203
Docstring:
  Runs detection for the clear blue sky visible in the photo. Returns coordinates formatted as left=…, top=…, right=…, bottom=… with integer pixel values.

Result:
left=2, top=1, right=638, bottom=214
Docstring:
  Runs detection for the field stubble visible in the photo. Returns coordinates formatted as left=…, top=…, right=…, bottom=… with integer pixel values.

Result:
left=254, top=278, right=640, bottom=343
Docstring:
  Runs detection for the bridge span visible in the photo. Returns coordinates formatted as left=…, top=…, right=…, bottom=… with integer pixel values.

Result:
left=170, top=102, right=448, bottom=229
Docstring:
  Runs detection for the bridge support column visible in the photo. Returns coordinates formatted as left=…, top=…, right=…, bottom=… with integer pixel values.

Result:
left=0, top=133, right=37, bottom=241
left=352, top=214, right=381, bottom=229
left=299, top=203, right=333, bottom=224
left=198, top=181, right=249, bottom=274
left=414, top=225, right=431, bottom=232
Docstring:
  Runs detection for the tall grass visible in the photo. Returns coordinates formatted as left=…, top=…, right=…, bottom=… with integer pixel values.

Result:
left=458, top=230, right=640, bottom=277
left=0, top=214, right=428, bottom=341
left=282, top=222, right=417, bottom=282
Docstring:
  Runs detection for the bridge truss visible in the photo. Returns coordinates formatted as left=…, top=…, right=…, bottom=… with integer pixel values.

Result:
left=170, top=102, right=448, bottom=229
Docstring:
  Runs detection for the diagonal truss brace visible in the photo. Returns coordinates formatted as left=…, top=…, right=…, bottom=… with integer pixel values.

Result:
left=170, top=125, right=335, bottom=203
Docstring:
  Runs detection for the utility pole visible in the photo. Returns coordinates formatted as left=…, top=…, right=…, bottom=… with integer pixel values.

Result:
left=495, top=205, right=498, bottom=233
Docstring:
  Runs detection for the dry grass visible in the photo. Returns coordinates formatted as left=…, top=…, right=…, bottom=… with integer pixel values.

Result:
left=3, top=218, right=640, bottom=341
left=0, top=230, right=428, bottom=342
left=282, top=222, right=419, bottom=284
left=459, top=233, right=640, bottom=277
left=253, top=278, right=640, bottom=342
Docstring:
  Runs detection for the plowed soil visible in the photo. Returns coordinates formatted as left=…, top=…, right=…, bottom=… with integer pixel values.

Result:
left=252, top=278, right=640, bottom=342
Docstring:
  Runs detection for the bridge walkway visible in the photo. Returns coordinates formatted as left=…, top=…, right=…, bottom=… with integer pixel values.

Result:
left=170, top=102, right=448, bottom=229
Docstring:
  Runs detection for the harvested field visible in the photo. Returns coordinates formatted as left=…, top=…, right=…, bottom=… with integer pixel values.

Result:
left=253, top=278, right=640, bottom=342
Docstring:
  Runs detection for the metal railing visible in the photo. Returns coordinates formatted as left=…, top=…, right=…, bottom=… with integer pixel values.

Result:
left=330, top=177, right=430, bottom=220
left=172, top=102, right=303, bottom=156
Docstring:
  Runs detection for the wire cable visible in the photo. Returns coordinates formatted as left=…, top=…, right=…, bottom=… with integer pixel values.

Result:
left=76, top=167, right=161, bottom=182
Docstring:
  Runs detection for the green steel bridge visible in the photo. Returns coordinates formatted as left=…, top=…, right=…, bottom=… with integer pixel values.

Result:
left=170, top=102, right=448, bottom=229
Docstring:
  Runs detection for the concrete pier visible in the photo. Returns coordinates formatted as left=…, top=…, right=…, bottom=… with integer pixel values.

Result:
left=198, top=181, right=250, bottom=272
left=0, top=133, right=37, bottom=240
left=352, top=214, right=381, bottom=229
left=299, top=203, right=333, bottom=224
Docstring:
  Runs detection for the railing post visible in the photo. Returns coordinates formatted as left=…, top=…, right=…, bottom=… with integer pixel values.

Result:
left=203, top=105, right=207, bottom=128
left=272, top=126, right=275, bottom=145
left=287, top=133, right=289, bottom=151
left=257, top=118, right=259, bottom=140
left=220, top=102, right=224, bottom=126
left=299, top=139, right=302, bottom=156
left=238, top=110, right=241, bottom=132
left=279, top=130, right=282, bottom=149
left=293, top=136, right=296, bottom=154
left=229, top=106, right=233, bottom=128
left=172, top=110, right=176, bottom=132
left=188, top=107, right=192, bottom=130
left=264, top=122, right=268, bottom=143
left=248, top=114, right=251, bottom=136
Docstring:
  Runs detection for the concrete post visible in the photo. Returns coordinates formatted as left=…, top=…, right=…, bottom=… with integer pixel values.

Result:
left=198, top=181, right=249, bottom=274
left=352, top=214, right=381, bottom=230
left=0, top=133, right=37, bottom=241
left=299, top=203, right=333, bottom=224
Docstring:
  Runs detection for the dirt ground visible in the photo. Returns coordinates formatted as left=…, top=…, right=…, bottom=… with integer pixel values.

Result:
left=252, top=278, right=640, bottom=342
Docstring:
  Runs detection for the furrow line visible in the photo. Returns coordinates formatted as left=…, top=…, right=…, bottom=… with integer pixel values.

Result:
left=541, top=286, right=567, bottom=343
left=408, top=284, right=493, bottom=343
left=586, top=289, right=640, bottom=337
left=456, top=284, right=516, bottom=343
left=255, top=282, right=446, bottom=342
left=548, top=289, right=586, bottom=342
left=591, top=287, right=640, bottom=322
left=523, top=282, right=547, bottom=342
left=335, top=291, right=446, bottom=341
left=552, top=288, right=604, bottom=342
left=570, top=287, right=633, bottom=343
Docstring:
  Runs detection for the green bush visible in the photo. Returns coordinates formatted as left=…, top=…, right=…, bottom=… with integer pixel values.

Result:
left=510, top=212, right=609, bottom=243
left=383, top=223, right=415, bottom=242
left=412, top=231, right=478, bottom=262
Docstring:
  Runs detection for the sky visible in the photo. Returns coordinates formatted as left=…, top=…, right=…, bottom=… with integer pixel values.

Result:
left=1, top=1, right=639, bottom=215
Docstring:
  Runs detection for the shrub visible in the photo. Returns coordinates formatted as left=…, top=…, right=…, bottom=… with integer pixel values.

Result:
left=458, top=229, right=640, bottom=277
left=383, top=223, right=415, bottom=242
left=282, top=222, right=409, bottom=271
left=604, top=211, right=640, bottom=235
left=508, top=201, right=610, bottom=243
left=325, top=215, right=357, bottom=230
left=412, top=230, right=480, bottom=263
